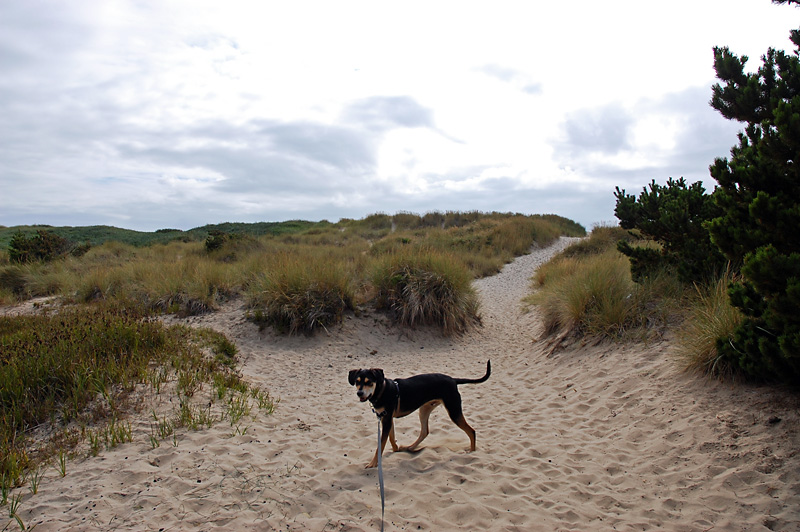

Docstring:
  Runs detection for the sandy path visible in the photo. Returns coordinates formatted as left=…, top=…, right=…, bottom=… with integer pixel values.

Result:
left=9, top=237, right=800, bottom=531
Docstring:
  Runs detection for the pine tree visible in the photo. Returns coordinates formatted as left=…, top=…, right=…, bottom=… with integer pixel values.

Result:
left=614, top=178, right=726, bottom=283
left=708, top=1, right=800, bottom=381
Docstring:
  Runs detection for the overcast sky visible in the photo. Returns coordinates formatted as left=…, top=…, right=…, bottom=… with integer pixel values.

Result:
left=1, top=1, right=797, bottom=232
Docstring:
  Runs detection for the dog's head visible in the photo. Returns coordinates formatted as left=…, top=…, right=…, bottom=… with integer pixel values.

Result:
left=348, top=368, right=384, bottom=403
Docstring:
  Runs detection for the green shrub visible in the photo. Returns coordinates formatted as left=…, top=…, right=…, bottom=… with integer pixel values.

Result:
left=614, top=178, right=727, bottom=283
left=8, top=230, right=71, bottom=264
left=371, top=249, right=479, bottom=335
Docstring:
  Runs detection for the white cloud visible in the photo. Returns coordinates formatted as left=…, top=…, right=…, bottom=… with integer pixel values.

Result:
left=1, top=0, right=798, bottom=231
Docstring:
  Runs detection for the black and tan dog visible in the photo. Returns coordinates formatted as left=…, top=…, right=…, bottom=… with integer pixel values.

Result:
left=348, top=361, right=491, bottom=468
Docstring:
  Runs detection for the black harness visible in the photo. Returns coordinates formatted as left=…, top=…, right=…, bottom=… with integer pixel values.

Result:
left=371, top=378, right=400, bottom=419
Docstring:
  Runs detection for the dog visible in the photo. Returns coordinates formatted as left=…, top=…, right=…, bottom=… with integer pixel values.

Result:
left=348, top=361, right=491, bottom=468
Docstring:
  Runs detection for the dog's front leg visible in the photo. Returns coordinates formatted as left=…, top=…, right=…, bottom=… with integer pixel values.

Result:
left=366, top=416, right=393, bottom=469
left=389, top=423, right=399, bottom=452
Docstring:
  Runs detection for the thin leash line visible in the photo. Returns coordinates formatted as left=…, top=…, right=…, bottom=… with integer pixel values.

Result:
left=377, top=417, right=385, bottom=532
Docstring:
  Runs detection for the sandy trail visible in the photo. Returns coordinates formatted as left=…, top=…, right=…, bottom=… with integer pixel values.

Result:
left=9, top=237, right=800, bottom=531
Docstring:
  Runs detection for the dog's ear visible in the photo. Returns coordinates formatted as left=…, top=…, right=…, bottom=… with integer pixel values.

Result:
left=370, top=368, right=384, bottom=381
left=348, top=369, right=358, bottom=386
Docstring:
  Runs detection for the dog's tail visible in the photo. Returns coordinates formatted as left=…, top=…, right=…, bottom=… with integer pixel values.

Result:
left=454, top=360, right=491, bottom=385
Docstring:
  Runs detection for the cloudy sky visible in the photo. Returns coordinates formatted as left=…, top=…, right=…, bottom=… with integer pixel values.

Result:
left=1, top=1, right=797, bottom=232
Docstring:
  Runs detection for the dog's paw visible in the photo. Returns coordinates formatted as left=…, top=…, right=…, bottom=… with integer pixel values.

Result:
left=365, top=462, right=377, bottom=469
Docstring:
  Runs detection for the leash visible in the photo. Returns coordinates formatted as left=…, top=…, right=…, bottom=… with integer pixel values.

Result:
left=376, top=416, right=386, bottom=532
left=373, top=380, right=397, bottom=532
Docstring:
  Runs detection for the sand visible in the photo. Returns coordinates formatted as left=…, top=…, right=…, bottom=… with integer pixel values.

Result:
left=6, top=237, right=800, bottom=531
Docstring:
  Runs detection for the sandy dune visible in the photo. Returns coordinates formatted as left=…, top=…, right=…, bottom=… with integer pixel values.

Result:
left=8, top=237, right=800, bottom=531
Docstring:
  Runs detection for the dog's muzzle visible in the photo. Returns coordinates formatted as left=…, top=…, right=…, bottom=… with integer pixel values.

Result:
left=357, top=391, right=369, bottom=402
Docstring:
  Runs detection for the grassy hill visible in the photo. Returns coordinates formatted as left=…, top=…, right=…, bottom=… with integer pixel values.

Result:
left=0, top=220, right=329, bottom=248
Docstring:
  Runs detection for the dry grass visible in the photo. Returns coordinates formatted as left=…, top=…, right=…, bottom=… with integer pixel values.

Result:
left=528, top=227, right=685, bottom=340
left=370, top=248, right=480, bottom=335
left=0, top=213, right=584, bottom=336
left=676, top=268, right=744, bottom=378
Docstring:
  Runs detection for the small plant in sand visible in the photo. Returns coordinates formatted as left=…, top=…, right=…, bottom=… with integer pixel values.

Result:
left=7, top=491, right=25, bottom=530
left=55, top=450, right=67, bottom=478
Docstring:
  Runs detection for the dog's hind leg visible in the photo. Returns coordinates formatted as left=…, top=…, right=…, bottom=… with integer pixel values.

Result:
left=399, top=400, right=440, bottom=452
left=443, top=398, right=477, bottom=451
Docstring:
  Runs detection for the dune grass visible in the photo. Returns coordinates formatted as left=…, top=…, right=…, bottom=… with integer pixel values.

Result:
left=675, top=268, right=744, bottom=378
left=528, top=227, right=684, bottom=340
left=0, top=304, right=272, bottom=491
left=246, top=250, right=358, bottom=334
left=371, top=248, right=480, bottom=335
left=1, top=212, right=584, bottom=335
left=529, top=226, right=745, bottom=379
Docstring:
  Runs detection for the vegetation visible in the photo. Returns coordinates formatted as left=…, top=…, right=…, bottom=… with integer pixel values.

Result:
left=614, top=178, right=726, bottom=283
left=247, top=250, right=356, bottom=334
left=527, top=226, right=684, bottom=340
left=8, top=230, right=75, bottom=264
left=705, top=15, right=800, bottom=382
left=1, top=212, right=585, bottom=334
left=0, top=304, right=273, bottom=493
left=675, top=268, right=744, bottom=378
left=0, top=220, right=327, bottom=250
left=371, top=248, right=479, bottom=335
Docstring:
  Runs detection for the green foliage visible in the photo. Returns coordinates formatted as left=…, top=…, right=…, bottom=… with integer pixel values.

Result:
left=707, top=20, right=800, bottom=381
left=8, top=230, right=71, bottom=264
left=614, top=178, right=727, bottom=283
left=0, top=307, right=261, bottom=487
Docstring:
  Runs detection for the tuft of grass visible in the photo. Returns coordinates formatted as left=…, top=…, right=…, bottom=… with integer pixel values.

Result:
left=530, top=250, right=639, bottom=337
left=529, top=230, right=685, bottom=340
left=676, top=268, right=744, bottom=378
left=371, top=249, right=480, bottom=335
left=247, top=252, right=356, bottom=334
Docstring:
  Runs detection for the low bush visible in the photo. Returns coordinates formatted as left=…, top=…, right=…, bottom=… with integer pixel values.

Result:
left=8, top=230, right=72, bottom=264
left=371, top=249, right=479, bottom=335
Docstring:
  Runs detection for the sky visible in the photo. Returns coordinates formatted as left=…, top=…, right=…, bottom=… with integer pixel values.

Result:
left=1, top=1, right=798, bottom=232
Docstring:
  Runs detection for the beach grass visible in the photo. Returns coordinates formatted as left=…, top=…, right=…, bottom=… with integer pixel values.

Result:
left=370, top=247, right=480, bottom=335
left=527, top=227, right=685, bottom=340
left=529, top=226, right=745, bottom=379
left=1, top=212, right=585, bottom=334
left=0, top=305, right=271, bottom=491
left=675, top=267, right=744, bottom=378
